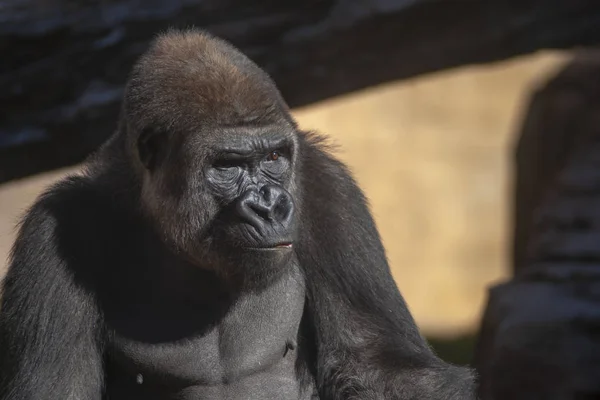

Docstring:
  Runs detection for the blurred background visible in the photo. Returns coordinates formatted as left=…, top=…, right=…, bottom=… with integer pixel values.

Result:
left=2, top=1, right=600, bottom=396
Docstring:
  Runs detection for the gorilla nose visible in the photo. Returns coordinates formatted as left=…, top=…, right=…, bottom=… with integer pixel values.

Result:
left=236, top=185, right=294, bottom=235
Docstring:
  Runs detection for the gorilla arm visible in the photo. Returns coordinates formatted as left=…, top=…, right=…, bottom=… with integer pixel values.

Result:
left=296, top=133, right=476, bottom=400
left=0, top=179, right=104, bottom=400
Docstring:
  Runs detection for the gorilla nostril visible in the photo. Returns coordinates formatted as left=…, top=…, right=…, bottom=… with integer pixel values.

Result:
left=249, top=202, right=270, bottom=221
left=274, top=196, right=291, bottom=220
left=259, top=186, right=271, bottom=201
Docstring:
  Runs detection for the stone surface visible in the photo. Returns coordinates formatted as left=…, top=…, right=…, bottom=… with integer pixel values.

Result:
left=476, top=278, right=600, bottom=400
left=512, top=52, right=600, bottom=273
left=475, top=52, right=600, bottom=399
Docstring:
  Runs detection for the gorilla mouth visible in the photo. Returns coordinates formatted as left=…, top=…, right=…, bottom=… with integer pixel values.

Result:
left=246, top=242, right=293, bottom=251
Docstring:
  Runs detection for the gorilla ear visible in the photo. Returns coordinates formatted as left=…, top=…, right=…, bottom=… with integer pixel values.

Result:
left=137, top=128, right=167, bottom=171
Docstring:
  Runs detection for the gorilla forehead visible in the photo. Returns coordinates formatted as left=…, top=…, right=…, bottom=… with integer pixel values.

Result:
left=124, top=29, right=291, bottom=133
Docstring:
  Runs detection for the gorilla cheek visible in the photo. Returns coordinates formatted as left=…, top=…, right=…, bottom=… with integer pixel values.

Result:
left=140, top=173, right=217, bottom=258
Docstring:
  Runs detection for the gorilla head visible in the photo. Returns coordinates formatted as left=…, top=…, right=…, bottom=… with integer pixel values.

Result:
left=122, top=31, right=299, bottom=287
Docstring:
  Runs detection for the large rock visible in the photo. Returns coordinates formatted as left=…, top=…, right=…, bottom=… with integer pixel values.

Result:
left=475, top=53, right=600, bottom=399
left=477, top=275, right=600, bottom=399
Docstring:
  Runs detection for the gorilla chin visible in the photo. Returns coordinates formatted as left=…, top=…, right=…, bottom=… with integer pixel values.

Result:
left=222, top=245, right=296, bottom=292
left=242, top=244, right=294, bottom=264
left=210, top=222, right=297, bottom=290
left=237, top=242, right=295, bottom=283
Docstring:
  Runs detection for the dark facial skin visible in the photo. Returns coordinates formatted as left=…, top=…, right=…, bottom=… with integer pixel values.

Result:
left=206, top=130, right=296, bottom=245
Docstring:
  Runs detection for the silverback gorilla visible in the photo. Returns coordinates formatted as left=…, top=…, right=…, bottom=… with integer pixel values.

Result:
left=0, top=29, right=476, bottom=400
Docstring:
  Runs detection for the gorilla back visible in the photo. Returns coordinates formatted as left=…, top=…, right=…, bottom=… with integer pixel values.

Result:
left=0, top=29, right=476, bottom=400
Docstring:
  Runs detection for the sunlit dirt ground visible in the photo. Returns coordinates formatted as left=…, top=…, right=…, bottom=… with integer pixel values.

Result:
left=0, top=51, right=570, bottom=339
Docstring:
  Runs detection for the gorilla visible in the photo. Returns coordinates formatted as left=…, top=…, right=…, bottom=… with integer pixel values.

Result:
left=0, top=29, right=475, bottom=400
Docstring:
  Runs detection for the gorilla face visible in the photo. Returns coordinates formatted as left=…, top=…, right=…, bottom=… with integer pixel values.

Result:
left=203, top=126, right=298, bottom=272
left=135, top=122, right=298, bottom=286
left=205, top=132, right=296, bottom=251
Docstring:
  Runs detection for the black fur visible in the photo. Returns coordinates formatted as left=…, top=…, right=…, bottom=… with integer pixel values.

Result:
left=0, top=29, right=476, bottom=399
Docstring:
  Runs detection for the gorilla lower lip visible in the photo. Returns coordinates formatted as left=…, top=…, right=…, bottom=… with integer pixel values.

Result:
left=247, top=243, right=293, bottom=251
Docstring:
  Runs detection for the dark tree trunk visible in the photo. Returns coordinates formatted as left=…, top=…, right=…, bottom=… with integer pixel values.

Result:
left=2, top=0, right=600, bottom=183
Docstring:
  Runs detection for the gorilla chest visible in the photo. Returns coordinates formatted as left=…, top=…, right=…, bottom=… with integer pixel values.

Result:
left=105, top=269, right=309, bottom=399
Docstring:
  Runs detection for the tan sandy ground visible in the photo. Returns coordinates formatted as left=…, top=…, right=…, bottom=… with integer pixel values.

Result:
left=0, top=51, right=570, bottom=338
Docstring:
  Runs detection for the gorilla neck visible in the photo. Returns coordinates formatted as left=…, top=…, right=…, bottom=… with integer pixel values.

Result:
left=105, top=241, right=303, bottom=342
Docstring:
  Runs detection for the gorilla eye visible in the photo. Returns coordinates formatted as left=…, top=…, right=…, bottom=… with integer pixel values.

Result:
left=213, top=158, right=245, bottom=170
left=267, top=151, right=281, bottom=162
